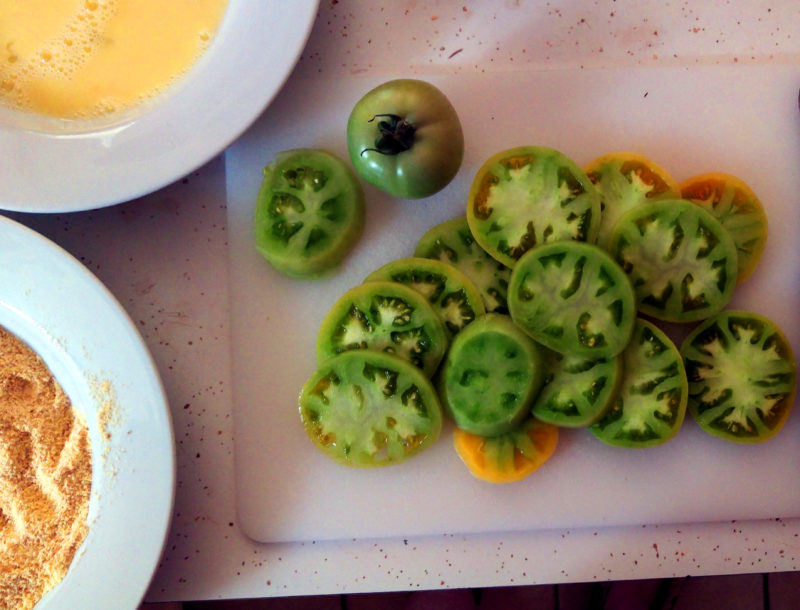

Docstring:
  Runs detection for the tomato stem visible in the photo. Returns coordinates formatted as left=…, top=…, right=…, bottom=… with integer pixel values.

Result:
left=360, top=114, right=416, bottom=156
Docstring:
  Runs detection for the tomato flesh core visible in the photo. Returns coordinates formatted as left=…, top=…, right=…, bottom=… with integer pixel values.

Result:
left=681, top=311, right=797, bottom=443
left=509, top=241, right=635, bottom=359
left=317, top=282, right=448, bottom=378
left=590, top=319, right=688, bottom=448
left=365, top=257, right=486, bottom=339
left=300, top=351, right=443, bottom=467
left=467, top=146, right=600, bottom=268
left=609, top=199, right=737, bottom=323
left=472, top=157, right=592, bottom=259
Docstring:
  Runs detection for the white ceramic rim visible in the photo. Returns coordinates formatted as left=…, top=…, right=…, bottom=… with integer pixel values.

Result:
left=0, top=214, right=174, bottom=609
left=0, top=0, right=320, bottom=213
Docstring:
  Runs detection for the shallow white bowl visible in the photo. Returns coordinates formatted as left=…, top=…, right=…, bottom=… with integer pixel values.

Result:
left=0, top=214, right=174, bottom=608
left=0, top=0, right=320, bottom=213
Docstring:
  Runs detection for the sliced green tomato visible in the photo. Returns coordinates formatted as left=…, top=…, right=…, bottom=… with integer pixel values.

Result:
left=584, top=151, right=680, bottom=249
left=364, top=257, right=485, bottom=338
left=531, top=348, right=623, bottom=428
left=679, top=172, right=768, bottom=283
left=508, top=241, right=636, bottom=359
left=608, top=199, right=738, bottom=323
left=681, top=311, right=797, bottom=443
left=438, top=314, right=545, bottom=436
left=414, top=216, right=511, bottom=314
left=590, top=318, right=688, bottom=448
left=299, top=350, right=443, bottom=467
left=453, top=417, right=558, bottom=484
left=254, top=149, right=365, bottom=279
left=316, top=281, right=448, bottom=377
left=466, top=146, right=601, bottom=267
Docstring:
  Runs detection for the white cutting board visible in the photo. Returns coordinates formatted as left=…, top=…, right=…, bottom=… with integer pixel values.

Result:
left=226, top=64, right=800, bottom=544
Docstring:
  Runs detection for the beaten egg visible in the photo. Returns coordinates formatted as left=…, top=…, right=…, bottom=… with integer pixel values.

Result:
left=0, top=0, right=228, bottom=119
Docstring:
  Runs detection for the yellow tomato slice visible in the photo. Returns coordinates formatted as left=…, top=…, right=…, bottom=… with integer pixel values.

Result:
left=584, top=151, right=680, bottom=248
left=679, top=172, right=768, bottom=282
left=453, top=418, right=558, bottom=484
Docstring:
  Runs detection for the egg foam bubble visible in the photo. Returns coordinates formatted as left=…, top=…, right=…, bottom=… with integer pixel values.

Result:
left=0, top=0, right=228, bottom=120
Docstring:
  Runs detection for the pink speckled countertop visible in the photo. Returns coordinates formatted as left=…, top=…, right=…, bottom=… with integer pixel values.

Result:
left=6, top=1, right=800, bottom=603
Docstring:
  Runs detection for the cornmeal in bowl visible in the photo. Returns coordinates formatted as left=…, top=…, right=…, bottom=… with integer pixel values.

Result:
left=0, top=325, right=91, bottom=610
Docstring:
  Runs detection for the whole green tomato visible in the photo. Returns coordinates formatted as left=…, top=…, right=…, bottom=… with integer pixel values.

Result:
left=346, top=79, right=464, bottom=199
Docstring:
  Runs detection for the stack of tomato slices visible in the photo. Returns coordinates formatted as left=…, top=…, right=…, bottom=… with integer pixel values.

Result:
left=295, top=144, right=796, bottom=484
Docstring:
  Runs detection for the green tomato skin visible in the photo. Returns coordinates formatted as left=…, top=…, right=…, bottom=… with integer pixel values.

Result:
left=254, top=148, right=365, bottom=279
left=347, top=79, right=464, bottom=199
left=438, top=313, right=545, bottom=436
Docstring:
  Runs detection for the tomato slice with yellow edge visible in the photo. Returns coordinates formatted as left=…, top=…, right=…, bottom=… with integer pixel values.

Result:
left=299, top=350, right=443, bottom=467
left=584, top=151, right=680, bottom=249
left=453, top=417, right=558, bottom=483
left=466, top=146, right=600, bottom=268
left=679, top=172, right=768, bottom=283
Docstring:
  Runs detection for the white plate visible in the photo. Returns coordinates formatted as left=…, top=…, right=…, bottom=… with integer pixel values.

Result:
left=0, top=0, right=319, bottom=213
left=0, top=214, right=174, bottom=609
